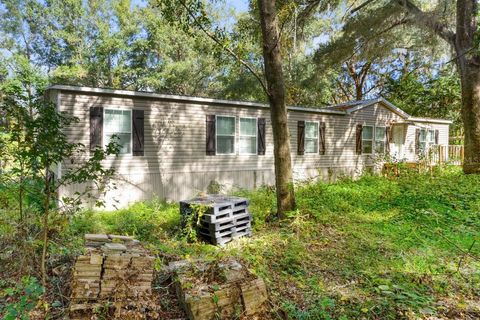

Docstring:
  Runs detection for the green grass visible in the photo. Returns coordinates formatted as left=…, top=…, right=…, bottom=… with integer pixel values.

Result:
left=67, top=166, right=480, bottom=319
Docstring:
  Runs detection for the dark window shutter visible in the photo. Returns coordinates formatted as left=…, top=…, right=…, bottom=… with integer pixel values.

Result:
left=297, top=121, right=305, bottom=155
left=132, top=109, right=144, bottom=156
left=90, top=107, right=103, bottom=151
left=257, top=118, right=266, bottom=155
left=385, top=126, right=391, bottom=153
left=206, top=115, right=216, bottom=155
left=319, top=122, right=326, bottom=155
left=435, top=129, right=439, bottom=144
left=415, top=128, right=421, bottom=155
left=356, top=124, right=363, bottom=155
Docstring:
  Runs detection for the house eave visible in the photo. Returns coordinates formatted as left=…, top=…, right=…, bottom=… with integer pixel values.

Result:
left=47, top=85, right=346, bottom=115
left=407, top=117, right=453, bottom=124
left=345, top=98, right=411, bottom=119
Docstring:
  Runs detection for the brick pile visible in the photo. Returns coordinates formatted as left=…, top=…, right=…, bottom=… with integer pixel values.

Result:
left=169, top=259, right=268, bottom=320
left=69, top=234, right=155, bottom=319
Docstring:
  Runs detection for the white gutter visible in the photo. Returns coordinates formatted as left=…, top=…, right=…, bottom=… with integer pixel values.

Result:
left=287, top=105, right=346, bottom=115
left=407, top=117, right=453, bottom=124
left=47, top=85, right=346, bottom=115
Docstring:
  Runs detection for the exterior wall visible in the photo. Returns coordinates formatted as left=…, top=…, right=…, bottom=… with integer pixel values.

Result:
left=58, top=91, right=276, bottom=208
left=55, top=90, right=448, bottom=209
left=403, top=122, right=450, bottom=162
left=289, top=103, right=404, bottom=181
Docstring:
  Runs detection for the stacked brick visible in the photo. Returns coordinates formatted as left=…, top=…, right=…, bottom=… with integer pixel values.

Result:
left=180, top=195, right=252, bottom=245
left=71, top=254, right=103, bottom=300
left=100, top=254, right=154, bottom=299
left=170, top=259, right=268, bottom=320
left=69, top=234, right=155, bottom=319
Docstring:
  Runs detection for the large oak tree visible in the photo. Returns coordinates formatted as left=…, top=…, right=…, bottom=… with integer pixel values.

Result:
left=311, top=0, right=479, bottom=173
left=395, top=0, right=479, bottom=174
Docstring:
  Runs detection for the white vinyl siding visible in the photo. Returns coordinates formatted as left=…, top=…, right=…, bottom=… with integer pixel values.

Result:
left=239, top=117, right=257, bottom=155
left=216, top=116, right=235, bottom=155
left=104, top=109, right=132, bottom=154
left=305, top=121, right=319, bottom=154
left=362, top=125, right=373, bottom=154
left=56, top=89, right=450, bottom=208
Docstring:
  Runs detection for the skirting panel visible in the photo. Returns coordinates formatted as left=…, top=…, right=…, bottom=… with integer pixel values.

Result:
left=59, top=165, right=375, bottom=210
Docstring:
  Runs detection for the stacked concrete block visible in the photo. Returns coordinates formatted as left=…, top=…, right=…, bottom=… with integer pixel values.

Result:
left=180, top=195, right=253, bottom=245
left=69, top=234, right=155, bottom=319
left=100, top=254, right=154, bottom=299
left=71, top=254, right=103, bottom=301
left=170, top=259, right=268, bottom=320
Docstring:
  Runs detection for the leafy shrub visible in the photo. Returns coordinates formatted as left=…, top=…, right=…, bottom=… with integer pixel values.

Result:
left=68, top=198, right=180, bottom=244
left=181, top=204, right=208, bottom=242
left=235, top=186, right=276, bottom=229
left=0, top=276, right=44, bottom=320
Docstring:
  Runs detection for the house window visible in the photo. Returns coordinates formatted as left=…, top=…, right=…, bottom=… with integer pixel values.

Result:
left=375, top=127, right=386, bottom=154
left=216, top=116, right=235, bottom=154
left=428, top=129, right=436, bottom=146
left=362, top=125, right=373, bottom=154
left=305, top=121, right=319, bottom=154
left=239, top=118, right=257, bottom=154
left=104, top=109, right=132, bottom=154
left=419, top=129, right=435, bottom=153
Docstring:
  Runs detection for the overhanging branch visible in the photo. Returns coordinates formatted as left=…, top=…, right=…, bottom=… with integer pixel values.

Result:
left=176, top=0, right=269, bottom=95
left=392, top=0, right=456, bottom=46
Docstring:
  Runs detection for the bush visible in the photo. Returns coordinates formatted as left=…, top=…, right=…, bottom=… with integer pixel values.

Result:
left=68, top=198, right=181, bottom=244
left=0, top=276, right=44, bottom=320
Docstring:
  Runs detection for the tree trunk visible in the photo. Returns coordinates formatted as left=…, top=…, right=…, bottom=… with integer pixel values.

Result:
left=455, top=0, right=480, bottom=173
left=258, top=0, right=296, bottom=215
left=355, top=83, right=363, bottom=101
left=457, top=60, right=480, bottom=173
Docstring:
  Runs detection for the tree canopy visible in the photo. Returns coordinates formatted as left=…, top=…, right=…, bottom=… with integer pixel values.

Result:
left=0, top=0, right=463, bottom=125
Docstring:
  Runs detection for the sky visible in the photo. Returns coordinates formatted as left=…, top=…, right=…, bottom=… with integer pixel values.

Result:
left=131, top=0, right=249, bottom=12
left=228, top=0, right=249, bottom=13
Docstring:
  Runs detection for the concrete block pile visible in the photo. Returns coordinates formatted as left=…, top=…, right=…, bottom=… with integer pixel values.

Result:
left=69, top=234, right=155, bottom=319
left=180, top=195, right=252, bottom=245
left=169, top=258, right=268, bottom=320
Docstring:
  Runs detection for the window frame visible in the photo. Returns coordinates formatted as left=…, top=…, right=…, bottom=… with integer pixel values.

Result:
left=215, top=115, right=236, bottom=155
left=361, top=125, right=374, bottom=155
left=418, top=128, right=436, bottom=154
left=304, top=121, right=319, bottom=154
left=374, top=126, right=387, bottom=154
left=428, top=129, right=436, bottom=146
left=239, top=117, right=258, bottom=155
left=103, top=108, right=133, bottom=155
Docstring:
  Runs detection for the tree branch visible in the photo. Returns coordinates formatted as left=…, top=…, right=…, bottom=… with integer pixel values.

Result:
left=176, top=0, right=269, bottom=95
left=392, top=0, right=456, bottom=46
left=342, top=17, right=410, bottom=64
left=350, top=0, right=375, bottom=15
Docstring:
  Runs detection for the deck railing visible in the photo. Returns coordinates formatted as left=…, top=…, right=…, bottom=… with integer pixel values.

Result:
left=429, top=145, right=464, bottom=165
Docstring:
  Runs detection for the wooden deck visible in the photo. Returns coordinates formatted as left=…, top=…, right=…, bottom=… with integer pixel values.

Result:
left=384, top=145, right=464, bottom=176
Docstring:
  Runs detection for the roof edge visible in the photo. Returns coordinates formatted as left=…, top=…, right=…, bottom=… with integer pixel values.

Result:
left=407, top=116, right=453, bottom=124
left=346, top=98, right=411, bottom=119
left=47, top=85, right=346, bottom=115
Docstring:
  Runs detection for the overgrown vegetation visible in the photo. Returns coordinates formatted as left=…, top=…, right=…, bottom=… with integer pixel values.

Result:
left=0, top=57, right=120, bottom=317
left=57, top=166, right=480, bottom=319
